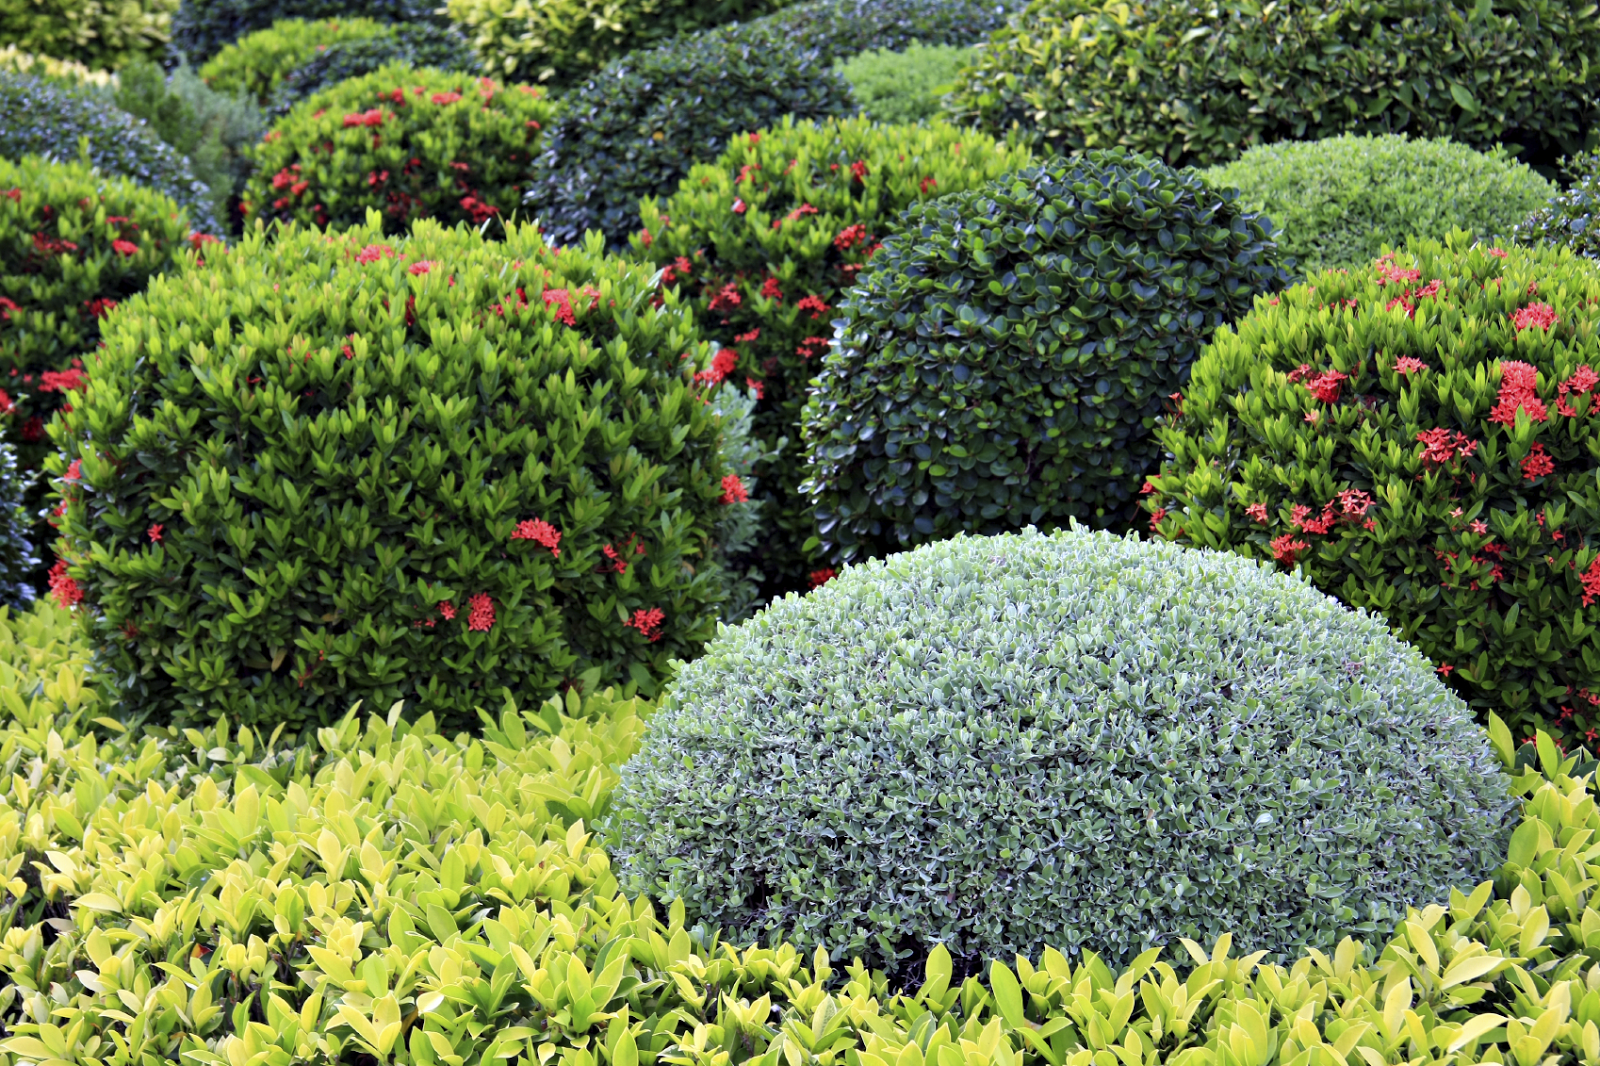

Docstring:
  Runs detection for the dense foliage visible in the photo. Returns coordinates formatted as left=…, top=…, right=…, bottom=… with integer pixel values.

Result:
left=0, top=45, right=114, bottom=86
left=242, top=66, right=555, bottom=236
left=1203, top=135, right=1552, bottom=274
left=268, top=24, right=476, bottom=116
left=838, top=44, right=973, bottom=125
left=749, top=0, right=1021, bottom=62
left=170, top=0, right=446, bottom=64
left=0, top=0, right=175, bottom=70
left=1516, top=149, right=1600, bottom=260
left=0, top=438, right=34, bottom=609
left=949, top=0, right=1600, bottom=171
left=803, top=150, right=1287, bottom=566
left=1147, top=235, right=1600, bottom=746
left=199, top=16, right=399, bottom=102
left=635, top=116, right=1026, bottom=595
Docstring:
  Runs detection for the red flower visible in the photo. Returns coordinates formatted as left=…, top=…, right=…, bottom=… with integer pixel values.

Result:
left=511, top=517, right=562, bottom=556
left=2, top=188, right=17, bottom=201
left=1244, top=503, right=1268, bottom=523
left=732, top=199, right=747, bottom=214
left=919, top=176, right=937, bottom=194
left=1487, top=248, right=1508, bottom=258
left=708, top=283, right=742, bottom=313
left=343, top=108, right=384, bottom=127
left=148, top=523, right=163, bottom=543
left=408, top=261, right=435, bottom=275
left=1436, top=663, right=1454, bottom=677
left=834, top=224, right=869, bottom=250
left=808, top=568, right=837, bottom=589
left=696, top=348, right=739, bottom=385
left=111, top=239, right=139, bottom=257
left=543, top=288, right=577, bottom=326
left=1521, top=442, right=1555, bottom=481
left=735, top=327, right=760, bottom=343
left=0, top=390, right=14, bottom=416
left=746, top=376, right=764, bottom=399
left=1580, top=556, right=1600, bottom=608
left=430, top=91, right=462, bottom=104
left=1302, top=370, right=1347, bottom=404
left=1394, top=356, right=1428, bottom=375
left=1489, top=360, right=1548, bottom=426
left=849, top=160, right=868, bottom=182
left=48, top=560, right=82, bottom=608
left=720, top=474, right=749, bottom=504
left=355, top=243, right=395, bottom=264
left=438, top=600, right=456, bottom=620
left=796, top=294, right=829, bottom=320
left=625, top=607, right=665, bottom=641
left=40, top=368, right=88, bottom=393
left=1270, top=534, right=1310, bottom=567
left=465, top=593, right=495, bottom=631
left=1512, top=302, right=1558, bottom=333
left=1416, top=427, right=1478, bottom=464
left=0, top=295, right=16, bottom=321
left=63, top=459, right=81, bottom=482
left=188, top=232, right=220, bottom=250
left=797, top=336, right=831, bottom=360
left=1557, top=364, right=1600, bottom=416
left=759, top=277, right=783, bottom=301
left=1147, top=507, right=1167, bottom=531
left=20, top=417, right=43, bottom=442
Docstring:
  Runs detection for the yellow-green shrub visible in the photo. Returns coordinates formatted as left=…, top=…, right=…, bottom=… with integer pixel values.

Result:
left=0, top=46, right=113, bottom=87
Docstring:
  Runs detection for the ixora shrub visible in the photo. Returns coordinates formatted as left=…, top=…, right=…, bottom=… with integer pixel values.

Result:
left=611, top=526, right=1512, bottom=975
left=838, top=44, right=974, bottom=125
left=950, top=0, right=1600, bottom=171
left=50, top=215, right=736, bottom=732
left=170, top=0, right=444, bottom=65
left=199, top=16, right=399, bottom=102
left=0, top=0, right=175, bottom=70
left=1203, top=135, right=1552, bottom=274
left=1517, top=149, right=1600, bottom=260
left=802, top=150, right=1288, bottom=567
left=242, top=66, right=556, bottom=236
left=1146, top=234, right=1600, bottom=746
left=634, top=116, right=1027, bottom=595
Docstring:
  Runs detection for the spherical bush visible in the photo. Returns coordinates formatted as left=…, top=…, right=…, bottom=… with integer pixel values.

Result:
left=801, top=149, right=1288, bottom=566
left=610, top=526, right=1513, bottom=977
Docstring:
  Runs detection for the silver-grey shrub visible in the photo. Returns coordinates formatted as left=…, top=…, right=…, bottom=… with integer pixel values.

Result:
left=610, top=527, right=1514, bottom=977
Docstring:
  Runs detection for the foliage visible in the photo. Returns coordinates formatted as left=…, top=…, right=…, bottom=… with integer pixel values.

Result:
left=0, top=0, right=176, bottom=70
left=746, top=0, right=1021, bottom=64
left=837, top=44, right=973, bottom=125
left=1203, top=134, right=1553, bottom=275
left=199, top=16, right=397, bottom=103
left=267, top=24, right=477, bottom=117
left=1147, top=234, right=1600, bottom=747
left=611, top=525, right=1512, bottom=976
left=1516, top=149, right=1600, bottom=261
left=242, top=65, right=555, bottom=236
left=0, top=46, right=113, bottom=87
left=0, top=438, right=36, bottom=609
left=51, top=214, right=736, bottom=732
left=170, top=0, right=446, bottom=65
left=0, top=71, right=220, bottom=237
left=802, top=149, right=1287, bottom=566
left=634, top=116, right=1026, bottom=595
left=530, top=26, right=855, bottom=249
left=948, top=0, right=1600, bottom=171
left=706, top=384, right=778, bottom=623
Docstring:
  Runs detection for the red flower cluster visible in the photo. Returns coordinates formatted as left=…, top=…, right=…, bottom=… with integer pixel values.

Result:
left=797, top=336, right=831, bottom=360
left=1521, top=442, right=1555, bottom=481
left=1489, top=360, right=1547, bottom=426
left=1557, top=365, right=1600, bottom=416
left=149, top=524, right=163, bottom=543
left=919, top=176, right=937, bottom=195
left=849, top=160, right=868, bottom=182
left=543, top=288, right=576, bottom=326
left=708, top=283, right=742, bottom=313
left=720, top=474, right=749, bottom=504
left=695, top=348, right=739, bottom=385
left=343, top=109, right=385, bottom=128
left=1394, top=356, right=1428, bottom=375
left=1512, top=302, right=1558, bottom=333
left=625, top=607, right=664, bottom=641
left=1270, top=534, right=1310, bottom=567
left=33, top=232, right=78, bottom=256
left=111, top=239, right=139, bottom=257
left=408, top=260, right=435, bottom=275
left=1244, top=502, right=1268, bottom=523
left=1416, top=428, right=1479, bottom=464
left=796, top=294, right=829, bottom=320
left=431, top=92, right=463, bottom=105
left=0, top=295, right=16, bottom=321
left=48, top=560, right=82, bottom=608
left=511, top=517, right=561, bottom=556
left=466, top=593, right=495, bottom=631
left=759, top=277, right=783, bottom=301
left=808, top=568, right=837, bottom=589
left=1375, top=256, right=1421, bottom=286
left=1289, top=489, right=1375, bottom=535
left=355, top=243, right=396, bottom=265
left=40, top=368, right=87, bottom=393
left=601, top=533, right=644, bottom=574
left=834, top=224, right=869, bottom=250
left=438, top=600, right=457, bottom=620
left=1288, top=364, right=1347, bottom=404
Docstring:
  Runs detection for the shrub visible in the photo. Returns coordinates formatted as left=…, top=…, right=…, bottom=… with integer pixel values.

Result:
left=949, top=0, right=1600, bottom=171
left=838, top=44, right=972, bottom=125
left=530, top=27, right=854, bottom=249
left=747, top=0, right=1021, bottom=63
left=199, top=16, right=398, bottom=103
left=51, top=215, right=736, bottom=731
left=0, top=71, right=221, bottom=236
left=267, top=24, right=476, bottom=116
left=801, top=149, right=1287, bottom=567
left=0, top=0, right=175, bottom=70
left=0, top=439, right=35, bottom=610
left=1146, top=233, right=1600, bottom=747
left=170, top=0, right=445, bottom=65
left=0, top=45, right=114, bottom=87
left=610, top=525, right=1512, bottom=975
left=1202, top=134, right=1553, bottom=274
left=1516, top=149, right=1600, bottom=260
left=633, top=116, right=1027, bottom=596
left=242, top=65, right=555, bottom=236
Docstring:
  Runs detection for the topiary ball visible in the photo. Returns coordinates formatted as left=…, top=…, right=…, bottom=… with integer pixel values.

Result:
left=610, top=526, right=1513, bottom=977
left=801, top=149, right=1288, bottom=566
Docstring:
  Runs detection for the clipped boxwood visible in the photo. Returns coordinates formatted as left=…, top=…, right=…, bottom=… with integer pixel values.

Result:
left=170, top=0, right=444, bottom=65
left=1516, top=149, right=1600, bottom=261
left=199, top=16, right=398, bottom=102
left=838, top=44, right=974, bottom=125
left=1203, top=134, right=1553, bottom=274
left=0, top=0, right=175, bottom=70
left=1146, top=234, right=1600, bottom=747
left=949, top=0, right=1600, bottom=171
left=242, top=65, right=555, bottom=236
left=51, top=215, right=736, bottom=731
left=748, top=0, right=1021, bottom=62
left=802, top=150, right=1288, bottom=566
left=611, top=526, right=1512, bottom=975
left=634, top=115, right=1028, bottom=596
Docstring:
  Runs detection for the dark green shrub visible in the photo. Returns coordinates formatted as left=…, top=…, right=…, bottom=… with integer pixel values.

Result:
left=0, top=0, right=175, bottom=70
left=949, top=0, right=1600, bottom=171
left=171, top=0, right=446, bottom=65
left=242, top=65, right=555, bottom=236
left=746, top=0, right=1021, bottom=63
left=529, top=27, right=854, bottom=249
left=633, top=116, right=1028, bottom=597
left=268, top=25, right=476, bottom=116
left=1516, top=150, right=1600, bottom=260
left=199, top=16, right=397, bottom=103
left=1146, top=234, right=1600, bottom=747
left=802, top=150, right=1288, bottom=567
left=51, top=215, right=737, bottom=732
left=1203, top=134, right=1552, bottom=274
left=0, top=71, right=221, bottom=237
left=611, top=525, right=1513, bottom=975
left=0, top=438, right=35, bottom=610
left=838, top=44, right=973, bottom=125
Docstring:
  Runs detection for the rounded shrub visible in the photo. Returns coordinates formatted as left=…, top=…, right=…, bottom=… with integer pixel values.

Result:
left=610, top=525, right=1514, bottom=976
left=1202, top=135, right=1553, bottom=274
left=530, top=26, right=854, bottom=249
left=199, top=17, right=398, bottom=102
left=51, top=214, right=738, bottom=732
left=1146, top=234, right=1600, bottom=747
left=242, top=65, right=555, bottom=236
left=1516, top=150, right=1600, bottom=261
left=748, top=0, right=1021, bottom=62
left=801, top=150, right=1288, bottom=567
left=838, top=44, right=973, bottom=125
left=633, top=115, right=1028, bottom=596
left=0, top=45, right=115, bottom=87
left=0, top=438, right=36, bottom=610
left=170, top=0, right=444, bottom=65
left=949, top=0, right=1600, bottom=171
left=0, top=0, right=174, bottom=70
left=267, top=25, right=476, bottom=116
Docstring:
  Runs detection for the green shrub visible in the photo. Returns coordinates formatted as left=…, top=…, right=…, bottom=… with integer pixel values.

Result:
left=801, top=149, right=1288, bottom=567
left=199, top=16, right=396, bottom=103
left=745, top=0, right=1021, bottom=63
left=242, top=65, right=555, bottom=236
left=611, top=525, right=1512, bottom=974
left=170, top=0, right=445, bottom=65
left=1202, top=134, right=1553, bottom=274
left=1146, top=234, right=1600, bottom=747
left=530, top=27, right=854, bottom=249
left=0, top=45, right=114, bottom=87
left=633, top=116, right=1027, bottom=597
left=267, top=24, right=476, bottom=116
left=706, top=384, right=778, bottom=623
left=949, top=0, right=1600, bottom=171
left=51, top=214, right=736, bottom=731
left=0, top=0, right=176, bottom=70
left=1516, top=149, right=1600, bottom=260
left=0, top=439, right=35, bottom=609
left=838, top=44, right=972, bottom=125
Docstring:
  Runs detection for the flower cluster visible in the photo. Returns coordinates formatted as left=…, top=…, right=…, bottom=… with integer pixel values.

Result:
left=625, top=607, right=665, bottom=641
left=511, top=517, right=562, bottom=556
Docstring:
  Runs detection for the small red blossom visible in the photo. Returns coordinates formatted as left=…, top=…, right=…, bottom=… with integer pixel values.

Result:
left=919, top=176, right=937, bottom=194
left=808, top=568, right=837, bottom=589
left=1147, top=507, right=1167, bottom=531
left=543, top=287, right=577, bottom=326
left=720, top=474, right=749, bottom=504
left=760, top=277, right=783, bottom=301
left=834, top=223, right=869, bottom=250
left=1271, top=535, right=1310, bottom=567
left=1416, top=427, right=1478, bottom=464
left=746, top=376, right=764, bottom=399
left=83, top=297, right=118, bottom=318
left=511, top=517, right=562, bottom=556
left=343, top=108, right=384, bottom=127
left=709, top=283, right=742, bottom=313
left=48, top=560, right=82, bottom=608
left=625, top=607, right=665, bottom=641
left=1521, top=442, right=1555, bottom=481
left=111, top=239, right=139, bottom=257
left=1488, top=248, right=1508, bottom=258
left=1302, top=370, right=1348, bottom=404
left=1489, top=360, right=1548, bottom=426
left=1436, top=663, right=1454, bottom=677
left=1512, top=302, right=1558, bottom=333
left=466, top=593, right=495, bottom=631
left=735, top=327, right=760, bottom=343
left=1245, top=503, right=1268, bottom=523
left=797, top=336, right=831, bottom=360
left=148, top=523, right=163, bottom=543
left=796, top=294, right=829, bottom=319
left=438, top=600, right=456, bottom=620
left=63, top=458, right=81, bottom=482
left=431, top=91, right=462, bottom=104
left=408, top=260, right=435, bottom=275
left=355, top=243, right=395, bottom=265
left=1394, top=356, right=1428, bottom=375
left=849, top=160, right=868, bottom=182
left=732, top=199, right=747, bottom=214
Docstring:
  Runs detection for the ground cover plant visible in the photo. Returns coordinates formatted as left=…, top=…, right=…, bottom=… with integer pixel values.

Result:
left=1518, top=149, right=1600, bottom=260
left=1147, top=234, right=1600, bottom=747
left=838, top=44, right=973, bottom=125
left=51, top=215, right=736, bottom=731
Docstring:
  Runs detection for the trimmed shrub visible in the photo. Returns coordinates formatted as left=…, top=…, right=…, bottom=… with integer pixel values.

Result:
left=267, top=24, right=476, bottom=116
left=530, top=27, right=854, bottom=249
left=802, top=150, right=1288, bottom=567
left=0, top=439, right=35, bottom=610
left=0, top=45, right=114, bottom=87
left=0, top=71, right=220, bottom=237
left=949, top=0, right=1600, bottom=171
left=1516, top=149, right=1600, bottom=260
left=748, top=0, right=1021, bottom=62
left=199, top=16, right=397, bottom=103
left=611, top=526, right=1512, bottom=974
left=51, top=215, right=735, bottom=731
left=1146, top=234, right=1600, bottom=747
left=241, top=65, right=555, bottom=236
left=838, top=44, right=972, bottom=125
left=1203, top=134, right=1553, bottom=274
left=633, top=115, right=1027, bottom=596
left=0, top=0, right=175, bottom=70
left=170, top=0, right=445, bottom=65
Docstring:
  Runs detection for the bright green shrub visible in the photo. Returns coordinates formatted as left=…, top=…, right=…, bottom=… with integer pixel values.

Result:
left=0, top=0, right=176, bottom=70
left=0, top=46, right=114, bottom=87
left=801, top=150, right=1288, bottom=567
left=633, top=116, right=1027, bottom=596
left=267, top=23, right=476, bottom=116
left=838, top=44, right=972, bottom=125
left=949, top=0, right=1600, bottom=171
left=1202, top=134, right=1553, bottom=274
left=170, top=0, right=444, bottom=65
left=1146, top=234, right=1600, bottom=747
left=51, top=215, right=736, bottom=731
left=611, top=526, right=1512, bottom=974
left=1517, top=149, right=1600, bottom=261
left=242, top=65, right=555, bottom=236
left=199, top=16, right=394, bottom=102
